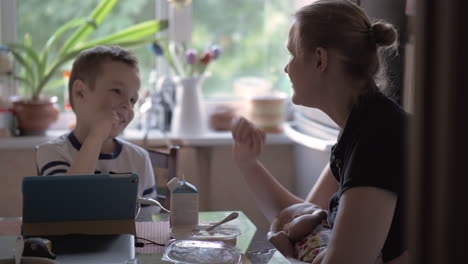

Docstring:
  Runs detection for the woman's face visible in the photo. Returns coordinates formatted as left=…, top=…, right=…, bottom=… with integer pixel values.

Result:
left=284, top=22, right=321, bottom=108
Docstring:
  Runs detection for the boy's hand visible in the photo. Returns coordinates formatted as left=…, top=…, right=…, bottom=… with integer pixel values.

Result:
left=231, top=117, right=266, bottom=168
left=88, top=109, right=120, bottom=142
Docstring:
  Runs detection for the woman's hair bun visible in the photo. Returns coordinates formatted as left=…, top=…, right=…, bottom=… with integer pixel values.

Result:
left=371, top=22, right=397, bottom=47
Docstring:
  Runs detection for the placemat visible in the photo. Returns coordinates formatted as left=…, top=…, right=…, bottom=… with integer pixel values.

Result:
left=0, top=220, right=170, bottom=254
left=135, top=221, right=170, bottom=253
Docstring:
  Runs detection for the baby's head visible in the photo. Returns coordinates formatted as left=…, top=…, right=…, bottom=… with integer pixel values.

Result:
left=69, top=45, right=140, bottom=137
left=270, top=203, right=322, bottom=233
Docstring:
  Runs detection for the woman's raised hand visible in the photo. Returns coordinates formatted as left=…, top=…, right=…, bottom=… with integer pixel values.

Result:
left=231, top=117, right=266, bottom=168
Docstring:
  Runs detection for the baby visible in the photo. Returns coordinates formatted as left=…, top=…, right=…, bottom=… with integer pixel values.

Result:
left=268, top=203, right=331, bottom=263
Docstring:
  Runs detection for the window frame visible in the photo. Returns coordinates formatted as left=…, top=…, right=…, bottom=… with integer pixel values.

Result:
left=0, top=0, right=16, bottom=45
left=155, top=0, right=193, bottom=77
left=0, top=0, right=17, bottom=97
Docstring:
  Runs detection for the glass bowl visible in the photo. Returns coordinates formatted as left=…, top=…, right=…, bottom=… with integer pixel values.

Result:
left=162, top=240, right=242, bottom=264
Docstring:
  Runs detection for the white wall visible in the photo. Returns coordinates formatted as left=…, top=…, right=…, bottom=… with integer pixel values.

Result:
left=0, top=149, right=36, bottom=217
left=294, top=145, right=331, bottom=199
left=179, top=145, right=296, bottom=233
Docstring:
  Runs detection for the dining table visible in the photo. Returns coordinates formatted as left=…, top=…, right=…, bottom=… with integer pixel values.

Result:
left=0, top=211, right=290, bottom=263
left=139, top=211, right=290, bottom=263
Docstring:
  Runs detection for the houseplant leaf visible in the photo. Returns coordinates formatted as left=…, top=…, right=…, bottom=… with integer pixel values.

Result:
left=33, top=50, right=83, bottom=100
left=9, top=49, right=35, bottom=96
left=13, top=75, right=32, bottom=91
left=44, top=19, right=92, bottom=51
left=76, top=20, right=168, bottom=49
left=59, top=0, right=118, bottom=56
left=43, top=78, right=66, bottom=91
left=40, top=18, right=93, bottom=77
left=75, top=37, right=164, bottom=52
left=8, top=43, right=42, bottom=81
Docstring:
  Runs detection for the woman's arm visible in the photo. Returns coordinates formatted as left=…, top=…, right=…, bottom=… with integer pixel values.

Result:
left=319, top=186, right=397, bottom=264
left=305, top=164, right=339, bottom=210
left=232, top=117, right=303, bottom=221
left=236, top=160, right=304, bottom=221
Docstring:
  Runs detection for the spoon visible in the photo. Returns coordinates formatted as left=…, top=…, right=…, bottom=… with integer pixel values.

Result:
left=205, top=212, right=239, bottom=231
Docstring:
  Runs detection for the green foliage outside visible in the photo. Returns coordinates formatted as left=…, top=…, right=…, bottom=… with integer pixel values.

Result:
left=18, top=0, right=294, bottom=100
left=192, top=0, right=294, bottom=97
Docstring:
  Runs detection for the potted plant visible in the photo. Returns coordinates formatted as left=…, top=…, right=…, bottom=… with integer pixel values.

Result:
left=6, top=0, right=168, bottom=135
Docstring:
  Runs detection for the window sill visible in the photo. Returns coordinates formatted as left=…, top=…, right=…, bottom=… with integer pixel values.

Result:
left=0, top=128, right=293, bottom=150
left=123, top=128, right=292, bottom=147
left=283, top=121, right=338, bottom=152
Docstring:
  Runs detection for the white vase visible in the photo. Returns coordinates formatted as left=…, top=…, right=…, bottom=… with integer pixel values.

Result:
left=171, top=76, right=207, bottom=137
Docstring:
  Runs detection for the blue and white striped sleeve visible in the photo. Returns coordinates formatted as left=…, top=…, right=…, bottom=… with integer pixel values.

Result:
left=35, top=144, right=71, bottom=176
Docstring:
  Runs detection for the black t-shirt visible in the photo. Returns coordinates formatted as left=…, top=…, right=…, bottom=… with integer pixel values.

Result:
left=327, top=91, right=408, bottom=262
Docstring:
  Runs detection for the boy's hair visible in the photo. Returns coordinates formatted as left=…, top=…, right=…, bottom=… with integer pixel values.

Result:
left=68, top=45, right=139, bottom=109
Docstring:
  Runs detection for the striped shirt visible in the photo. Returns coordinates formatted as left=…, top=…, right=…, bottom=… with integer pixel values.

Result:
left=35, top=132, right=159, bottom=220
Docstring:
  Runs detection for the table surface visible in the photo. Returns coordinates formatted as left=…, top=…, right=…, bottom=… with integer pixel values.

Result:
left=0, top=211, right=290, bottom=264
left=141, top=211, right=289, bottom=263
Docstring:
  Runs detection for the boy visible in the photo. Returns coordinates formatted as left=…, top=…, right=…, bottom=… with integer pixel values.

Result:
left=36, top=45, right=158, bottom=221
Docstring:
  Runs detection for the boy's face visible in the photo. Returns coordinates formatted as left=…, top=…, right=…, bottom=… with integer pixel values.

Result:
left=77, top=60, right=140, bottom=138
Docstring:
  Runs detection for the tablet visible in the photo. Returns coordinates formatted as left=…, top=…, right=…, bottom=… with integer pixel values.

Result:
left=22, top=173, right=139, bottom=236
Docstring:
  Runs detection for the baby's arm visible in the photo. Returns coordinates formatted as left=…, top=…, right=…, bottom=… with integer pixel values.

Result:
left=268, top=217, right=295, bottom=257
left=268, top=203, right=325, bottom=258
left=287, top=210, right=328, bottom=242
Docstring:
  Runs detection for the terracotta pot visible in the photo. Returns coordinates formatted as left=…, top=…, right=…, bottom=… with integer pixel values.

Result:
left=13, top=98, right=59, bottom=136
left=246, top=93, right=287, bottom=133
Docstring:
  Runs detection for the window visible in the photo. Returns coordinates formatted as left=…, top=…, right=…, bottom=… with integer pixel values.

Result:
left=191, top=0, right=297, bottom=97
left=2, top=1, right=328, bottom=104
left=16, top=0, right=156, bottom=108
left=5, top=0, right=314, bottom=101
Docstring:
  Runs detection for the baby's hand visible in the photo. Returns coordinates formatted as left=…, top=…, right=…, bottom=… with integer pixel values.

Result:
left=231, top=117, right=266, bottom=167
left=268, top=230, right=295, bottom=258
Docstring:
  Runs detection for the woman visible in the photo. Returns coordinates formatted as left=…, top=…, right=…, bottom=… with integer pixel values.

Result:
left=231, top=1, right=408, bottom=263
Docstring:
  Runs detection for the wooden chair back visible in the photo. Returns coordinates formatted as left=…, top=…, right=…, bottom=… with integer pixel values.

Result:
left=146, top=145, right=179, bottom=210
